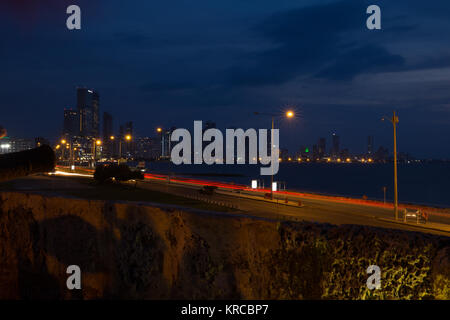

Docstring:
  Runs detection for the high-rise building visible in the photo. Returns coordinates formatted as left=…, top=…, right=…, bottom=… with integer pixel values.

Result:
left=0, top=137, right=33, bottom=154
left=102, top=112, right=113, bottom=158
left=77, top=88, right=100, bottom=137
left=331, top=133, right=340, bottom=158
left=125, top=121, right=133, bottom=135
left=103, top=112, right=113, bottom=141
left=118, top=121, right=134, bottom=158
left=63, top=108, right=79, bottom=137
left=318, top=137, right=326, bottom=158
left=161, top=127, right=176, bottom=159
left=367, top=136, right=374, bottom=156
left=135, top=137, right=160, bottom=160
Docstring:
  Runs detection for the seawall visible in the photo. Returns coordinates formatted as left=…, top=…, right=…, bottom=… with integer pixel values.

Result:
left=0, top=191, right=448, bottom=299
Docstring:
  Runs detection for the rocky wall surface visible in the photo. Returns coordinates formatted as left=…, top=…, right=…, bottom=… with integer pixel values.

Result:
left=0, top=191, right=448, bottom=299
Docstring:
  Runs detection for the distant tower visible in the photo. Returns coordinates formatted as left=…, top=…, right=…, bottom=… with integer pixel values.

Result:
left=77, top=87, right=100, bottom=137
left=318, top=137, right=326, bottom=158
left=367, top=136, right=374, bottom=156
left=103, top=112, right=113, bottom=141
left=63, top=108, right=79, bottom=137
left=161, top=127, right=176, bottom=159
left=103, top=112, right=113, bottom=158
left=331, top=133, right=340, bottom=158
left=125, top=121, right=133, bottom=136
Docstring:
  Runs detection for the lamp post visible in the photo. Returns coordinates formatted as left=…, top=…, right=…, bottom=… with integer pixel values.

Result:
left=61, top=139, right=66, bottom=162
left=117, top=134, right=132, bottom=165
left=92, top=139, right=102, bottom=167
left=109, top=135, right=115, bottom=161
left=156, top=127, right=163, bottom=159
left=254, top=110, right=295, bottom=199
left=382, top=111, right=399, bottom=220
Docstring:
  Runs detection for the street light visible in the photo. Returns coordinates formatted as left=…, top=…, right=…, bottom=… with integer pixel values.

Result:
left=382, top=111, right=399, bottom=220
left=117, top=134, right=132, bottom=164
left=60, top=139, right=67, bottom=161
left=254, top=110, right=295, bottom=199
left=91, top=139, right=102, bottom=167
left=156, top=128, right=163, bottom=159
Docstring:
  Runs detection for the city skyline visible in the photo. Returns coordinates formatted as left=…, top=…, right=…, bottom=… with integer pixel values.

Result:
left=0, top=85, right=430, bottom=161
left=1, top=0, right=450, bottom=158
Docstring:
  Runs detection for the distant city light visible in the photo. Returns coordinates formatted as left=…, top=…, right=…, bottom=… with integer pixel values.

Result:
left=0, top=144, right=11, bottom=149
left=286, top=110, right=294, bottom=118
left=251, top=180, right=258, bottom=189
left=272, top=182, right=277, bottom=192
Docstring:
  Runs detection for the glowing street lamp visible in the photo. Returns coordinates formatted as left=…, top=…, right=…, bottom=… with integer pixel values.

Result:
left=382, top=111, right=400, bottom=220
left=254, top=110, right=295, bottom=199
left=117, top=135, right=132, bottom=164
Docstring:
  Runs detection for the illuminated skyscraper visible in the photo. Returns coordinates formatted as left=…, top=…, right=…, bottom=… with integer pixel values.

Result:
left=318, top=137, right=326, bottom=158
left=331, top=133, right=340, bottom=158
left=368, top=135, right=374, bottom=156
left=63, top=108, right=79, bottom=137
left=77, top=87, right=100, bottom=137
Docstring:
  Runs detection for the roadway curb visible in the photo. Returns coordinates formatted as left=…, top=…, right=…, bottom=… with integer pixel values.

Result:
left=376, top=217, right=450, bottom=235
left=215, top=189, right=305, bottom=208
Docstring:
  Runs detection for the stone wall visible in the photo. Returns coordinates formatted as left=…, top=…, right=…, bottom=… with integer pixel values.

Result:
left=0, top=192, right=448, bottom=299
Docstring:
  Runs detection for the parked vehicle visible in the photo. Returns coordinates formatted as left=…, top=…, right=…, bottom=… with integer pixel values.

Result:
left=403, top=208, right=426, bottom=224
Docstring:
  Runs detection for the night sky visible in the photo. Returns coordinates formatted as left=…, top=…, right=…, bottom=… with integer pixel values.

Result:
left=1, top=0, right=450, bottom=158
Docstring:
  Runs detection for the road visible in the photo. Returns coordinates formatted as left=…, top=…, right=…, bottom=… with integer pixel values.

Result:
left=53, top=167, right=450, bottom=237
left=134, top=174, right=450, bottom=237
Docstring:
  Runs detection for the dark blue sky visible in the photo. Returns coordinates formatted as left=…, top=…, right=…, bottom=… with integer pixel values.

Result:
left=1, top=0, right=450, bottom=158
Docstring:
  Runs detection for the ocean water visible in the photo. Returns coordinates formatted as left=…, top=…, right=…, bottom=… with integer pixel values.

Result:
left=143, top=161, right=450, bottom=208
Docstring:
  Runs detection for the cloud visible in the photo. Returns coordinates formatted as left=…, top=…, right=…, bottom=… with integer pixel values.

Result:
left=316, top=44, right=405, bottom=80
left=227, top=0, right=407, bottom=85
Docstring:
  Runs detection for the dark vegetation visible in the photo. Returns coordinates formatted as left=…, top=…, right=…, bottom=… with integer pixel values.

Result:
left=0, top=145, right=55, bottom=182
